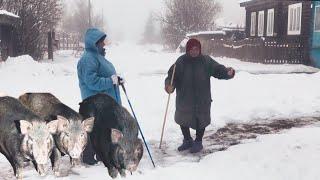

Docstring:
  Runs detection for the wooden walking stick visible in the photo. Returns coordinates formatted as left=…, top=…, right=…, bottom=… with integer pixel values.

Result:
left=159, top=64, right=176, bottom=149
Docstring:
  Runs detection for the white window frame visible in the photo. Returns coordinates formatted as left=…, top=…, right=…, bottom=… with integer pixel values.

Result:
left=267, top=9, right=274, bottom=36
left=314, top=5, right=320, bottom=32
left=250, top=12, right=256, bottom=36
left=287, top=3, right=302, bottom=35
left=258, top=11, right=264, bottom=36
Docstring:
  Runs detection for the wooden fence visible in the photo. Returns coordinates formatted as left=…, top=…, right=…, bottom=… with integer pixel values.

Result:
left=55, top=32, right=84, bottom=56
left=204, top=38, right=309, bottom=65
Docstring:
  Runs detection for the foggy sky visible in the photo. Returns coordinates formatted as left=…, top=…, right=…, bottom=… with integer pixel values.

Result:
left=66, top=0, right=245, bottom=42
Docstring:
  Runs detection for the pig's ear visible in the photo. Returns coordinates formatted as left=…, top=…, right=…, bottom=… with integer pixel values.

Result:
left=111, top=129, right=123, bottom=143
left=56, top=115, right=70, bottom=132
left=46, top=120, right=59, bottom=134
left=15, top=120, right=33, bottom=135
left=82, top=117, right=95, bottom=133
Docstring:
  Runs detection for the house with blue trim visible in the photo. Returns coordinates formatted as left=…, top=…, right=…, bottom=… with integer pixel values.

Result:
left=240, top=0, right=320, bottom=68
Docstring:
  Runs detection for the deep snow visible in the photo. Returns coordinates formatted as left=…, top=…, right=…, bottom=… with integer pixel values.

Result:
left=0, top=43, right=319, bottom=179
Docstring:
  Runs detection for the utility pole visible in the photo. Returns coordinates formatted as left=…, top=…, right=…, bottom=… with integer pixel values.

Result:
left=101, top=7, right=104, bottom=27
left=88, top=0, right=92, bottom=27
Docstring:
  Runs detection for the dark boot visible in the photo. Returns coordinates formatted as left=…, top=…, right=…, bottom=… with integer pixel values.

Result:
left=178, top=138, right=194, bottom=151
left=190, top=140, right=203, bottom=153
left=189, top=128, right=205, bottom=153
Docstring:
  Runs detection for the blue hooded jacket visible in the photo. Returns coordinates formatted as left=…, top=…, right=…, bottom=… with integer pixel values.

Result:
left=77, top=28, right=121, bottom=104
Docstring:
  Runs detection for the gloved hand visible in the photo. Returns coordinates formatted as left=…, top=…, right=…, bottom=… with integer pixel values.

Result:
left=117, top=75, right=125, bottom=85
left=111, top=74, right=125, bottom=85
left=165, top=85, right=175, bottom=94
left=111, top=75, right=119, bottom=85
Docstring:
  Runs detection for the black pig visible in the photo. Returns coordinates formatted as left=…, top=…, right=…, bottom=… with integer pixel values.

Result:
left=79, top=93, right=143, bottom=178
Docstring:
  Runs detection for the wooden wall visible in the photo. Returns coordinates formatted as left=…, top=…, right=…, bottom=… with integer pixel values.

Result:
left=240, top=0, right=313, bottom=65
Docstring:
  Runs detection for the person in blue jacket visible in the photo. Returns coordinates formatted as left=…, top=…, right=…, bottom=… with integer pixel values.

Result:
left=77, top=28, right=123, bottom=165
left=77, top=28, right=123, bottom=104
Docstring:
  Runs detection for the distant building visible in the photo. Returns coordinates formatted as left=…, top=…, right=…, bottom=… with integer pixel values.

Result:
left=0, top=10, right=19, bottom=61
left=178, top=29, right=245, bottom=54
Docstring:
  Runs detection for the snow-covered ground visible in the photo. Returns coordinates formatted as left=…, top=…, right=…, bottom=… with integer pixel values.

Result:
left=0, top=43, right=320, bottom=179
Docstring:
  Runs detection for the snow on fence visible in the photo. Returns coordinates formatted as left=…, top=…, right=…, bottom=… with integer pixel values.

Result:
left=55, top=32, right=83, bottom=51
left=54, top=32, right=84, bottom=57
left=206, top=38, right=307, bottom=64
left=0, top=10, right=19, bottom=18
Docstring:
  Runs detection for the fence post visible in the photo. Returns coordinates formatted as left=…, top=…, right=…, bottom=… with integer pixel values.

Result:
left=48, top=31, right=53, bottom=60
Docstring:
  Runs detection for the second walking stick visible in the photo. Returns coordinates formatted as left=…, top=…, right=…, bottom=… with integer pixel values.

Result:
left=159, top=64, right=176, bottom=149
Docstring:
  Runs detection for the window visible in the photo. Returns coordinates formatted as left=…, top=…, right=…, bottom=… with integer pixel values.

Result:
left=288, top=3, right=302, bottom=35
left=315, top=6, right=320, bottom=31
left=267, top=9, right=274, bottom=36
left=258, top=11, right=264, bottom=36
left=250, top=12, right=256, bottom=36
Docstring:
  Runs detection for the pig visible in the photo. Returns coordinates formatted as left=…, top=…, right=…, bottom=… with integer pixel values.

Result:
left=0, top=96, right=59, bottom=179
left=79, top=93, right=143, bottom=178
left=18, top=93, right=95, bottom=174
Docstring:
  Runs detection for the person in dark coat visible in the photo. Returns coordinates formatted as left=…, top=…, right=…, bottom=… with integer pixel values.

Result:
left=165, top=38, right=235, bottom=153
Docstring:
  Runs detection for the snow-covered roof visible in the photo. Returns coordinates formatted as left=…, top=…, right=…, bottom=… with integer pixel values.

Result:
left=215, top=18, right=245, bottom=30
left=238, top=0, right=252, bottom=3
left=222, top=27, right=245, bottom=31
left=0, top=10, right=19, bottom=18
left=186, top=31, right=226, bottom=37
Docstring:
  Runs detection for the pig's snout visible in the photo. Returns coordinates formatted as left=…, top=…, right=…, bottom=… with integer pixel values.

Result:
left=127, top=164, right=137, bottom=172
left=69, top=149, right=81, bottom=159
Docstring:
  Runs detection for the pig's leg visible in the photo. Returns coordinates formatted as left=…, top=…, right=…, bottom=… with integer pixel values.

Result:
left=15, top=166, right=23, bottom=180
left=108, top=166, right=119, bottom=179
left=36, top=164, right=46, bottom=176
left=2, top=153, right=16, bottom=173
left=91, top=132, right=119, bottom=178
left=13, top=159, right=24, bottom=179
left=50, top=147, right=61, bottom=176
left=70, top=157, right=81, bottom=167
left=1, top=150, right=13, bottom=169
left=4, top=153, right=23, bottom=179
left=32, top=161, right=46, bottom=176
left=7, top=157, right=19, bottom=178
left=95, top=150, right=118, bottom=178
left=119, top=169, right=126, bottom=177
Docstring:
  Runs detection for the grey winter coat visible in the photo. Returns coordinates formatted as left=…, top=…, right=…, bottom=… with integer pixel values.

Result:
left=165, top=54, right=232, bottom=130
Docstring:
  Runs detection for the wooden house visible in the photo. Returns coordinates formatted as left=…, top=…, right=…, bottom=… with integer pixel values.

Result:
left=239, top=0, right=320, bottom=67
left=0, top=10, right=19, bottom=61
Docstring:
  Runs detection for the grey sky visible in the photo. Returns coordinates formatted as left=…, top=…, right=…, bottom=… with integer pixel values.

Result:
left=69, top=0, right=245, bottom=42
left=216, top=0, right=246, bottom=26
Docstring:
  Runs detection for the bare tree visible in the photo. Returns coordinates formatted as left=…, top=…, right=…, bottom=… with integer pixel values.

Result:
left=61, top=0, right=105, bottom=41
left=0, top=0, right=62, bottom=60
left=141, top=13, right=157, bottom=44
left=157, top=0, right=222, bottom=49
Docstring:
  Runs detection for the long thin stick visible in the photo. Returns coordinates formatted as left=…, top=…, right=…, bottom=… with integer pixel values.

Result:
left=159, top=64, right=176, bottom=149
left=120, top=84, right=156, bottom=168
